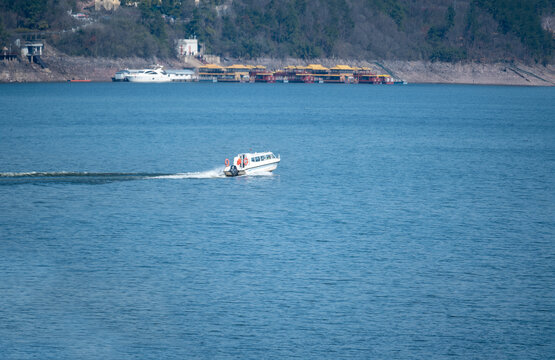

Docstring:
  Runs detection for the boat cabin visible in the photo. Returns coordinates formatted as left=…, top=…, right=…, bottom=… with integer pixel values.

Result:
left=232, top=152, right=278, bottom=169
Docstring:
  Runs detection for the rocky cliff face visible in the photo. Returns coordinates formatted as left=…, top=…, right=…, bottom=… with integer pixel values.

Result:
left=0, top=60, right=54, bottom=82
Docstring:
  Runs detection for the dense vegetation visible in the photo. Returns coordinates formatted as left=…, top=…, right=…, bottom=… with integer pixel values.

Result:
left=475, top=0, right=553, bottom=62
left=195, top=0, right=356, bottom=59
left=0, top=0, right=553, bottom=63
left=0, top=0, right=77, bottom=30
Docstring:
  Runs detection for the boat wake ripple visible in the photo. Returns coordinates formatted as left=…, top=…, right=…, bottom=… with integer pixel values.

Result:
left=0, top=171, right=168, bottom=185
left=0, top=166, right=274, bottom=185
left=0, top=168, right=227, bottom=185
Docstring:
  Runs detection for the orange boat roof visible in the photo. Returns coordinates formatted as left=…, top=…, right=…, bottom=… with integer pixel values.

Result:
left=226, top=64, right=250, bottom=69
left=199, top=64, right=224, bottom=69
left=330, top=65, right=356, bottom=70
left=306, top=64, right=329, bottom=71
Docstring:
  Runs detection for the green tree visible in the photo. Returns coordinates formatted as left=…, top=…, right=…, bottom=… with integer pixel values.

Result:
left=9, top=0, right=48, bottom=29
left=446, top=6, right=455, bottom=29
left=0, top=19, right=10, bottom=46
left=475, top=0, right=553, bottom=62
left=368, top=0, right=406, bottom=28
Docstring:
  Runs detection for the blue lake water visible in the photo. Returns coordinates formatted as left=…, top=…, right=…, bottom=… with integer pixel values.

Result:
left=0, top=82, right=554, bottom=359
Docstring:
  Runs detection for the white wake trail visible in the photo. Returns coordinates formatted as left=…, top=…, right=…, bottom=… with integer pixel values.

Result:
left=152, top=167, right=226, bottom=179
left=1, top=166, right=275, bottom=183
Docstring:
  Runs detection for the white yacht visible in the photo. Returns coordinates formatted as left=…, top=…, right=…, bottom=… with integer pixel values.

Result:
left=125, top=65, right=172, bottom=83
left=224, top=151, right=280, bottom=177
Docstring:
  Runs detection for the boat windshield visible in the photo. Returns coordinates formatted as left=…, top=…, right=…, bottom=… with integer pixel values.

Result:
left=245, top=153, right=277, bottom=163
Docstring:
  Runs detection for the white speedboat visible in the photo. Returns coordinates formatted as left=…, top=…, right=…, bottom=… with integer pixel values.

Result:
left=224, top=151, right=280, bottom=177
left=125, top=65, right=171, bottom=83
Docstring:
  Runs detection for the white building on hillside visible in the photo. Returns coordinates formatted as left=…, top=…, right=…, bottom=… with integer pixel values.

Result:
left=176, top=39, right=199, bottom=57
left=95, top=0, right=120, bottom=11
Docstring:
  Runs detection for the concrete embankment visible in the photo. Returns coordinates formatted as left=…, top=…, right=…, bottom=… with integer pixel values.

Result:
left=1, top=46, right=554, bottom=86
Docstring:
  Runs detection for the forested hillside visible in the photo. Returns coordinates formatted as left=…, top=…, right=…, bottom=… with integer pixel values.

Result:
left=0, top=0, right=553, bottom=63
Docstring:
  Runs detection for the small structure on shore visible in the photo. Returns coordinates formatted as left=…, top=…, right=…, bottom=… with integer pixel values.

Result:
left=1, top=46, right=18, bottom=61
left=20, top=39, right=46, bottom=68
left=21, top=41, right=43, bottom=58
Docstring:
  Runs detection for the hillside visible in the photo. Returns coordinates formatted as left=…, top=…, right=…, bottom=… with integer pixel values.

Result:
left=191, top=0, right=554, bottom=64
left=0, top=0, right=553, bottom=64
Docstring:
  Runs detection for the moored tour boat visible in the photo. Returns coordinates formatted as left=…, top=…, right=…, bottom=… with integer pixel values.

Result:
left=224, top=151, right=280, bottom=177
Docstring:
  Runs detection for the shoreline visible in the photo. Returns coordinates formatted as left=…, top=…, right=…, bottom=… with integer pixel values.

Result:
left=1, top=52, right=554, bottom=87
left=1, top=79, right=552, bottom=87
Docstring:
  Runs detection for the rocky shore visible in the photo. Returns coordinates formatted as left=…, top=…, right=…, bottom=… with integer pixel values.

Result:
left=1, top=44, right=554, bottom=86
left=381, top=60, right=555, bottom=86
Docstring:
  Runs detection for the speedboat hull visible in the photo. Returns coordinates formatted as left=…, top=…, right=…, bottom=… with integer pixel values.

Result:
left=224, top=161, right=279, bottom=176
